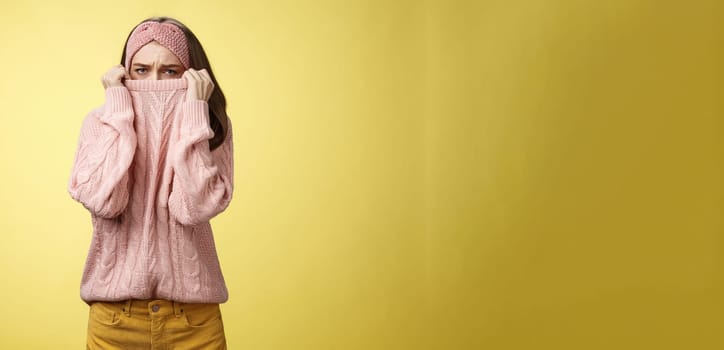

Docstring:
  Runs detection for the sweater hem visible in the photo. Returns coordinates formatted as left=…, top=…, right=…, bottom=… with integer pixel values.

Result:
left=80, top=293, right=229, bottom=305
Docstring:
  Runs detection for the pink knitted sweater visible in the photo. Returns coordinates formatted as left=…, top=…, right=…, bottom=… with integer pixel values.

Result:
left=68, top=79, right=233, bottom=304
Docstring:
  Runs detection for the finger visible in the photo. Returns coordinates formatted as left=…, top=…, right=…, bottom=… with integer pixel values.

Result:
left=112, top=70, right=125, bottom=81
left=183, top=69, right=199, bottom=81
left=183, top=72, right=200, bottom=92
left=199, top=69, right=212, bottom=82
left=189, top=69, right=202, bottom=81
left=118, top=66, right=130, bottom=80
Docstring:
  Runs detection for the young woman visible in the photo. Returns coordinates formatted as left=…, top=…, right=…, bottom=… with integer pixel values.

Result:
left=68, top=17, right=233, bottom=349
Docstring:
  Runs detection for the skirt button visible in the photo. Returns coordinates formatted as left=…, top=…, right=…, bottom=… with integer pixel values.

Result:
left=152, top=304, right=160, bottom=312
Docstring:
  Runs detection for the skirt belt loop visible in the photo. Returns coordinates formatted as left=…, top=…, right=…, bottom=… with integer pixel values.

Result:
left=173, top=301, right=183, bottom=318
left=123, top=300, right=132, bottom=317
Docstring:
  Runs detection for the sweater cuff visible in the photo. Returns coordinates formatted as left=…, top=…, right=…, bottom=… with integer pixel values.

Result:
left=182, top=99, right=212, bottom=134
left=104, top=87, right=133, bottom=114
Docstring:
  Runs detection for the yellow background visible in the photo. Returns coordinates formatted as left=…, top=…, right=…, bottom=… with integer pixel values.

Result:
left=0, top=0, right=722, bottom=348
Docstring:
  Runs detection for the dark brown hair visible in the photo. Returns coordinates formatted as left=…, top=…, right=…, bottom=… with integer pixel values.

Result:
left=120, top=17, right=229, bottom=151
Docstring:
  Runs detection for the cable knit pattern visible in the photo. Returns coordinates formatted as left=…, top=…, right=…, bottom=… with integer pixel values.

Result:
left=68, top=78, right=233, bottom=304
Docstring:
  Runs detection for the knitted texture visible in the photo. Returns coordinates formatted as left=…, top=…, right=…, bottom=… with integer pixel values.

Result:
left=68, top=79, right=233, bottom=304
left=125, top=21, right=190, bottom=69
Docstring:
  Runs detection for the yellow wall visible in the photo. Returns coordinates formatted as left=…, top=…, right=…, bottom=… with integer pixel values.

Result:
left=0, top=0, right=721, bottom=349
left=423, top=1, right=723, bottom=348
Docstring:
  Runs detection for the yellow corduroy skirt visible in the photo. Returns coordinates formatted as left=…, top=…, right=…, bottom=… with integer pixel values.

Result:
left=86, top=299, right=226, bottom=350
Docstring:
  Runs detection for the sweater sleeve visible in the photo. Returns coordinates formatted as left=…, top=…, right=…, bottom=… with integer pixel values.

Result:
left=168, top=99, right=234, bottom=226
left=67, top=86, right=137, bottom=218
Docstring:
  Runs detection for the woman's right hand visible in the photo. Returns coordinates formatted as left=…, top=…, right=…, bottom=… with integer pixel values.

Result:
left=101, top=65, right=130, bottom=89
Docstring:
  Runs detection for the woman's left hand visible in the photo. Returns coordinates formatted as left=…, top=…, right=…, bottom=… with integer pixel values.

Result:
left=184, top=68, right=215, bottom=102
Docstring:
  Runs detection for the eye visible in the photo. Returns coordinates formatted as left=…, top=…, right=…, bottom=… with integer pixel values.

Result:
left=164, top=69, right=178, bottom=75
left=134, top=68, right=147, bottom=74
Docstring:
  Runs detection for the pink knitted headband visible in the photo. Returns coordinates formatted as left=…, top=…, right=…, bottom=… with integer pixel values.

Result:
left=124, top=21, right=190, bottom=69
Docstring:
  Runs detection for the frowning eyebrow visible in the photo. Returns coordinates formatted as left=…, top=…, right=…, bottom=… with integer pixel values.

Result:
left=132, top=63, right=183, bottom=68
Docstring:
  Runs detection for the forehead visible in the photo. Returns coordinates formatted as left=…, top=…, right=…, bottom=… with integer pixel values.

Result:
left=131, top=41, right=183, bottom=65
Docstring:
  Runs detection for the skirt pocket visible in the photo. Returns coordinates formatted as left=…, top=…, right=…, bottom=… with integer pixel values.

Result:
left=182, top=303, right=223, bottom=328
left=89, top=302, right=122, bottom=327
